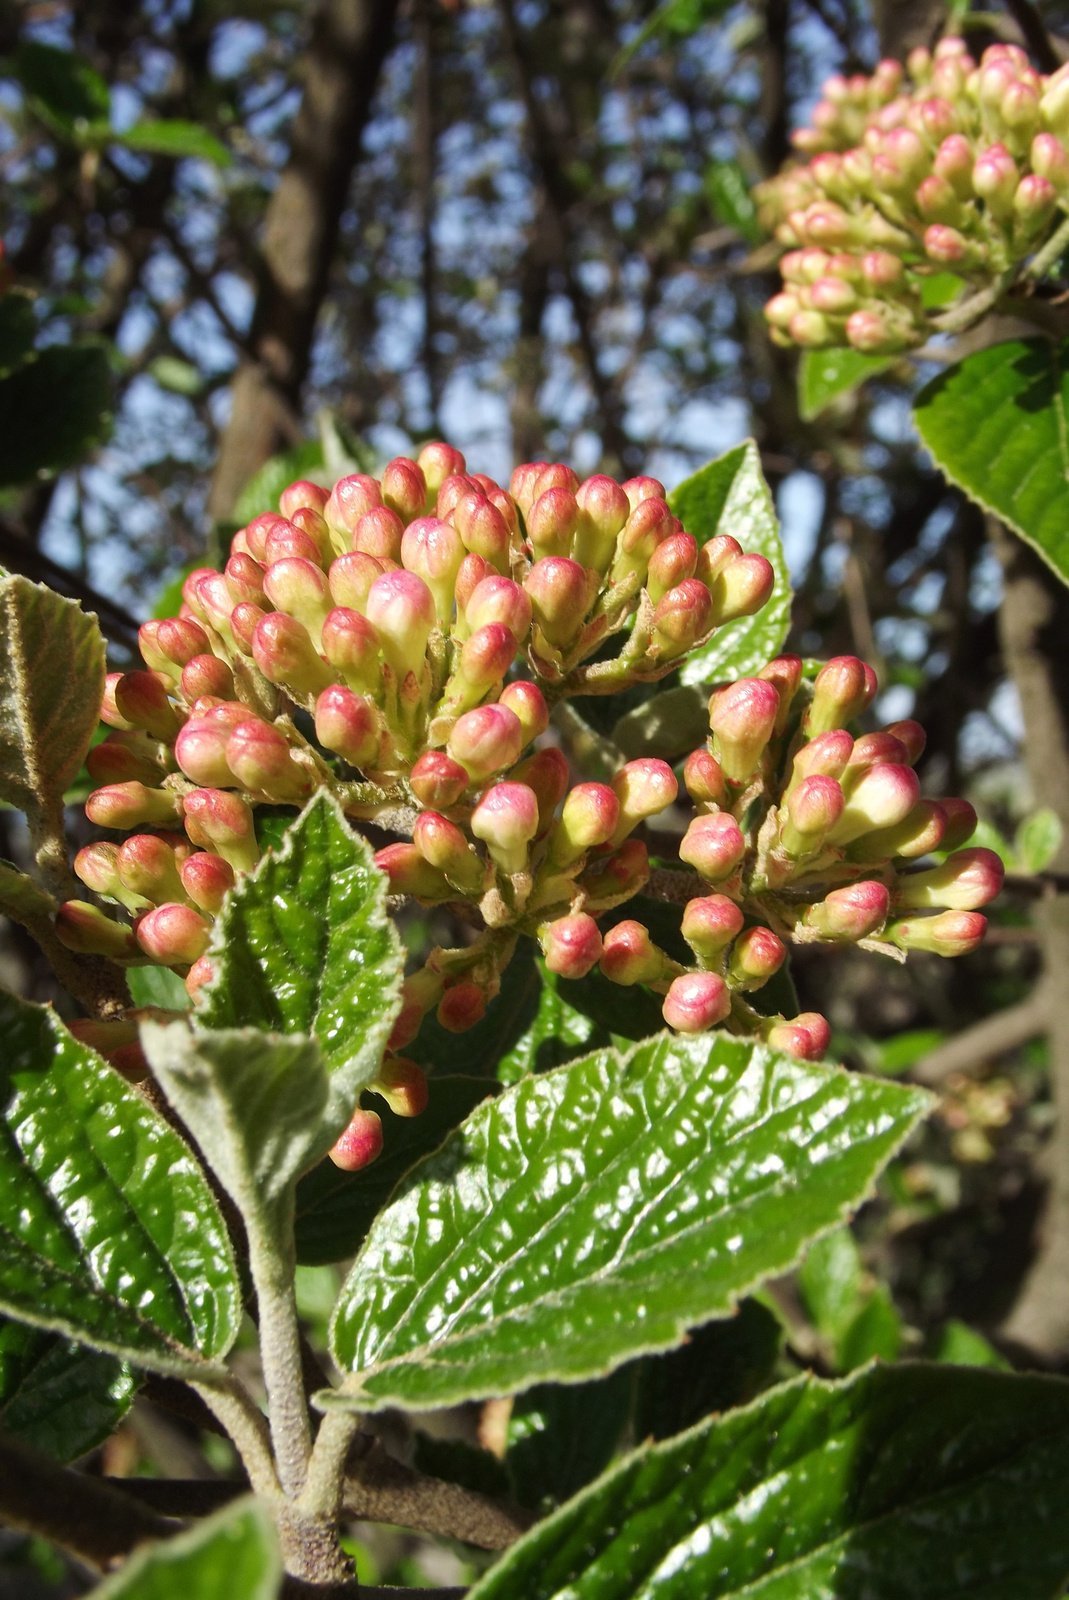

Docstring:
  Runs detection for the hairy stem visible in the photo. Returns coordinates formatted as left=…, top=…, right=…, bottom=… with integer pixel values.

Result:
left=297, top=1409, right=359, bottom=1521
left=247, top=1206, right=313, bottom=1499
left=190, top=1374, right=280, bottom=1497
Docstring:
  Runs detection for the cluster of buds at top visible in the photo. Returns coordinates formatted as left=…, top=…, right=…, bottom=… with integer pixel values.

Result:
left=758, top=39, right=1069, bottom=353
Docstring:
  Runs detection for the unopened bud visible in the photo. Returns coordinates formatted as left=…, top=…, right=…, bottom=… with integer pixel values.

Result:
left=252, top=612, right=335, bottom=699
left=374, top=841, right=453, bottom=901
left=180, top=851, right=235, bottom=914
left=782, top=774, right=845, bottom=855
left=401, top=517, right=465, bottom=622
left=447, top=703, right=525, bottom=780
left=279, top=480, right=329, bottom=523
left=728, top=925, right=786, bottom=990
left=418, top=441, right=467, bottom=498
left=349, top=505, right=404, bottom=564
left=155, top=617, right=211, bottom=670
left=621, top=476, right=667, bottom=511
left=662, top=971, right=731, bottom=1033
left=574, top=475, right=630, bottom=571
left=382, top=457, right=427, bottom=524
left=230, top=602, right=266, bottom=655
left=365, top=570, right=436, bottom=677
left=766, top=1012, right=832, bottom=1058
left=893, top=846, right=1004, bottom=911
left=412, top=811, right=486, bottom=894
left=56, top=900, right=139, bottom=960
left=453, top=494, right=511, bottom=571
left=320, top=607, right=381, bottom=693
left=788, top=729, right=854, bottom=795
left=888, top=909, right=987, bottom=956
left=540, top=912, right=603, bottom=978
left=371, top=1056, right=429, bottom=1118
left=465, top=576, right=532, bottom=639
left=182, top=788, right=260, bottom=872
left=329, top=1107, right=384, bottom=1171
left=329, top=551, right=386, bottom=613
left=114, top=671, right=180, bottom=741
left=1031, top=133, right=1069, bottom=194
left=646, top=533, right=698, bottom=604
left=458, top=623, right=517, bottom=694
left=848, top=799, right=947, bottom=863
left=437, top=980, right=488, bottom=1033
left=180, top=654, right=234, bottom=704
left=933, top=133, right=974, bottom=197
left=136, top=902, right=211, bottom=966
left=827, top=762, right=920, bottom=845
left=498, top=680, right=548, bottom=744
left=600, top=920, right=673, bottom=986
left=940, top=797, right=977, bottom=851
left=609, top=758, right=678, bottom=845
left=805, top=879, right=890, bottom=939
left=1014, top=173, right=1057, bottom=241
left=86, top=782, right=183, bottom=830
left=972, top=142, right=1018, bottom=222
left=117, top=834, right=185, bottom=906
left=224, top=553, right=268, bottom=610
left=708, top=677, right=781, bottom=783
left=512, top=745, right=569, bottom=829
left=181, top=566, right=219, bottom=622
left=579, top=837, right=650, bottom=907
left=805, top=656, right=877, bottom=735
left=679, top=812, right=746, bottom=881
left=195, top=572, right=237, bottom=636
left=652, top=578, right=713, bottom=656
left=548, top=780, right=621, bottom=868
left=758, top=655, right=804, bottom=734
left=613, top=497, right=675, bottom=585
left=410, top=750, right=470, bottom=808
left=244, top=514, right=287, bottom=563
left=683, top=748, right=727, bottom=809
left=681, top=894, right=744, bottom=959
left=881, top=719, right=925, bottom=764
left=263, top=557, right=331, bottom=645
left=695, top=535, right=744, bottom=589
left=524, top=557, right=593, bottom=649
left=225, top=720, right=309, bottom=801
left=87, top=734, right=164, bottom=788
left=471, top=781, right=540, bottom=874
left=325, top=475, right=383, bottom=543
left=315, top=685, right=381, bottom=769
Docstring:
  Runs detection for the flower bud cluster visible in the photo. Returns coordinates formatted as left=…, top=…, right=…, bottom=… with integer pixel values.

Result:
left=758, top=39, right=1069, bottom=353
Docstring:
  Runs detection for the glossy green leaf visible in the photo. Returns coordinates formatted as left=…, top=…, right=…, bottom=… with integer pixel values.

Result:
left=507, top=1368, right=632, bottom=1511
left=408, top=935, right=542, bottom=1077
left=127, top=963, right=190, bottom=1010
left=468, top=1364, right=1069, bottom=1600
left=0, top=292, right=37, bottom=380
left=326, top=1031, right=930, bottom=1412
left=0, top=343, right=113, bottom=485
left=117, top=119, right=231, bottom=167
left=705, top=159, right=761, bottom=245
left=0, top=1317, right=135, bottom=1460
left=668, top=440, right=791, bottom=687
left=798, top=348, right=895, bottom=421
left=198, top=792, right=403, bottom=1146
left=0, top=990, right=240, bottom=1377
left=914, top=336, right=1069, bottom=584
left=633, top=1297, right=782, bottom=1441
left=838, top=1283, right=901, bottom=1371
left=13, top=42, right=110, bottom=131
left=295, top=1076, right=492, bottom=1265
left=934, top=1318, right=1010, bottom=1370
left=87, top=1496, right=280, bottom=1600
left=798, top=1226, right=863, bottom=1343
left=1016, top=806, right=1063, bottom=873
left=498, top=962, right=601, bottom=1084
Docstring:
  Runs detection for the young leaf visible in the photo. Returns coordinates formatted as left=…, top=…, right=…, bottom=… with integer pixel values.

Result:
left=13, top=42, right=111, bottom=132
left=197, top=792, right=403, bottom=1147
left=667, top=440, right=791, bottom=686
left=0, top=1317, right=136, bottom=1461
left=934, top=1318, right=1010, bottom=1370
left=914, top=336, right=1069, bottom=585
left=1015, top=806, right=1063, bottom=874
left=798, top=347, right=895, bottom=421
left=0, top=990, right=240, bottom=1378
left=467, top=1364, right=1069, bottom=1600
left=837, top=1283, right=901, bottom=1371
left=86, top=1495, right=280, bottom=1600
left=0, top=343, right=113, bottom=485
left=704, top=158, right=761, bottom=245
left=116, top=120, right=231, bottom=167
left=798, top=1226, right=864, bottom=1343
left=294, top=1076, right=493, bottom=1266
left=326, top=1031, right=930, bottom=1413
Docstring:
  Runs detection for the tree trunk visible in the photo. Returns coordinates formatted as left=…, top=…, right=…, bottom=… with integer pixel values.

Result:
left=208, top=0, right=401, bottom=522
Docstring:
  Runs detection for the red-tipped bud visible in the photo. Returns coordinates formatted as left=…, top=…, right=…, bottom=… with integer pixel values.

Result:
left=320, top=606, right=381, bottom=692
left=848, top=800, right=947, bottom=863
left=174, top=718, right=233, bottom=788
left=1032, top=133, right=1069, bottom=194
left=252, top=612, right=334, bottom=699
left=418, top=441, right=467, bottom=498
left=365, top=569, right=436, bottom=676
left=621, top=475, right=666, bottom=511
left=613, top=497, right=675, bottom=584
left=454, top=554, right=491, bottom=626
left=182, top=788, right=260, bottom=871
left=56, top=900, right=139, bottom=960
left=437, top=980, right=488, bottom=1033
left=805, top=655, right=877, bottom=734
left=706, top=554, right=775, bottom=624
left=230, top=602, right=266, bottom=655
left=447, top=703, right=525, bottom=780
left=136, top=902, right=211, bottom=966
left=329, top=551, right=385, bottom=613
left=575, top=475, right=630, bottom=570
left=524, top=557, right=593, bottom=649
left=681, top=894, right=744, bottom=959
left=224, top=553, right=268, bottom=609
left=512, top=745, right=570, bottom=830
left=458, top=623, right=517, bottom=692
left=465, top=576, right=531, bottom=639
left=86, top=782, right=183, bottom=830
left=844, top=732, right=910, bottom=779
left=410, top=750, right=470, bottom=808
left=679, top=812, right=746, bottom=881
left=540, top=912, right=603, bottom=978
left=662, top=971, right=731, bottom=1033
left=708, top=677, right=781, bottom=784
left=788, top=729, right=854, bottom=793
left=548, top=782, right=620, bottom=866
left=579, top=837, right=650, bottom=908
left=758, top=656, right=804, bottom=734
left=225, top=720, right=309, bottom=801
left=244, top=513, right=288, bottom=563
left=374, top=841, right=452, bottom=901
left=600, top=919, right=673, bottom=985
left=973, top=142, right=1018, bottom=221
left=325, top=474, right=383, bottom=541
left=782, top=775, right=845, bottom=855
left=113, top=671, right=180, bottom=741
left=181, top=566, right=219, bottom=621
left=827, top=763, right=921, bottom=846
left=86, top=734, right=163, bottom=788
left=508, top=461, right=547, bottom=516
left=195, top=572, right=237, bottom=636
left=137, top=620, right=174, bottom=677
left=941, top=798, right=977, bottom=851
left=117, top=834, right=185, bottom=906
left=888, top=909, right=987, bottom=956
left=694, top=535, right=743, bottom=588
left=351, top=505, right=404, bottom=563
left=279, top=479, right=329, bottom=521
left=766, top=1012, right=832, bottom=1059
left=893, top=846, right=1004, bottom=912
left=263, top=557, right=331, bottom=644
left=185, top=955, right=215, bottom=999
left=180, top=654, right=234, bottom=703
left=437, top=473, right=479, bottom=520
left=180, top=851, right=235, bottom=915
left=652, top=578, right=713, bottom=656
left=382, top=457, right=427, bottom=523
left=472, top=781, right=540, bottom=874
left=805, top=879, right=891, bottom=940
left=728, top=925, right=786, bottom=990
left=74, top=841, right=125, bottom=898
left=401, top=516, right=465, bottom=622
left=683, top=749, right=728, bottom=809
left=646, top=532, right=698, bottom=604
left=609, top=758, right=678, bottom=845
left=412, top=810, right=486, bottom=893
left=533, top=463, right=581, bottom=498
left=881, top=719, right=926, bottom=764
left=315, top=685, right=381, bottom=768
left=371, top=1056, right=429, bottom=1118
left=498, top=680, right=548, bottom=745
left=329, top=1107, right=384, bottom=1171
left=453, top=494, right=511, bottom=570
left=155, top=617, right=211, bottom=670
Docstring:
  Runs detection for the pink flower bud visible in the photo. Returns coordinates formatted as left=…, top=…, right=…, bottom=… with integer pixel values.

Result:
left=86, top=782, right=183, bottom=830
left=893, top=846, right=1004, bottom=911
left=352, top=506, right=405, bottom=563
left=662, top=971, right=731, bottom=1033
left=382, top=457, right=427, bottom=523
left=87, top=734, right=164, bottom=788
left=437, top=980, right=488, bottom=1033
left=195, top=572, right=237, bottom=636
left=410, top=750, right=471, bottom=808
left=728, top=925, right=786, bottom=989
left=509, top=461, right=548, bottom=516
left=325, top=474, right=383, bottom=542
left=940, top=798, right=977, bottom=851
left=180, top=654, right=234, bottom=705
left=230, top=602, right=266, bottom=655
left=465, top=576, right=532, bottom=638
left=447, top=702, right=525, bottom=781
left=252, top=612, right=335, bottom=699
left=74, top=840, right=124, bottom=898
left=860, top=252, right=904, bottom=290
left=365, top=569, right=436, bottom=677
left=809, top=276, right=857, bottom=314
left=454, top=553, right=492, bottom=620
left=498, top=680, right=548, bottom=744
left=401, top=516, right=465, bottom=623
left=117, top=833, right=185, bottom=906
left=137, top=902, right=211, bottom=966
left=882, top=719, right=926, bottom=764
left=708, top=677, right=781, bottom=783
left=182, top=788, right=260, bottom=872
left=453, top=494, right=511, bottom=571
left=320, top=606, right=381, bottom=693
left=412, top=810, right=485, bottom=893
left=315, top=685, right=381, bottom=769
left=765, top=292, right=801, bottom=331
left=540, top=912, right=603, bottom=978
left=263, top=557, right=331, bottom=645
left=615, top=497, right=675, bottom=579
left=181, top=566, right=218, bottom=622
left=56, top=900, right=140, bottom=960
left=916, top=172, right=967, bottom=225
left=621, top=475, right=666, bottom=511
left=437, top=473, right=480, bottom=520
left=574, top=475, right=630, bottom=571
left=766, top=1013, right=832, bottom=1058
left=652, top=578, right=713, bottom=656
left=646, top=532, right=698, bottom=604
left=600, top=920, right=672, bottom=985
left=533, top=463, right=581, bottom=499
left=113, top=671, right=180, bottom=741
left=512, top=745, right=570, bottom=830
left=329, top=1107, right=384, bottom=1172
left=525, top=557, right=594, bottom=649
left=137, top=620, right=173, bottom=677
left=972, top=142, right=1018, bottom=221
left=758, top=655, right=804, bottom=734
left=472, top=781, right=540, bottom=874
left=789, top=728, right=854, bottom=793
left=279, top=479, right=329, bottom=521
left=827, top=763, right=921, bottom=846
left=371, top=1055, right=430, bottom=1118
left=1014, top=173, right=1056, bottom=239
left=179, top=851, right=235, bottom=915
left=848, top=799, right=947, bottom=863
left=805, top=879, right=890, bottom=940
left=917, top=97, right=959, bottom=143
left=458, top=623, right=517, bottom=693
left=845, top=310, right=901, bottom=354
left=225, top=553, right=267, bottom=609
left=933, top=133, right=974, bottom=197
left=681, top=894, right=744, bottom=959
left=226, top=720, right=310, bottom=801
left=782, top=774, right=845, bottom=855
left=418, top=441, right=467, bottom=497
left=328, top=551, right=386, bottom=614
left=843, top=731, right=910, bottom=783
left=806, top=655, right=877, bottom=735
left=374, top=841, right=453, bottom=901
left=548, top=781, right=620, bottom=866
left=527, top=488, right=582, bottom=560
left=888, top=909, right=987, bottom=956
left=244, top=513, right=287, bottom=563
left=705, top=554, right=776, bottom=626
left=683, top=749, right=728, bottom=808
left=679, top=812, right=746, bottom=881
left=609, top=758, right=678, bottom=845
left=1031, top=133, right=1069, bottom=194
left=155, top=617, right=211, bottom=670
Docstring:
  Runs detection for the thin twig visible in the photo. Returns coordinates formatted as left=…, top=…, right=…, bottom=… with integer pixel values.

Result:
left=912, top=983, right=1050, bottom=1086
left=190, top=1376, right=280, bottom=1498
left=342, top=1434, right=534, bottom=1550
left=1025, top=212, right=1069, bottom=281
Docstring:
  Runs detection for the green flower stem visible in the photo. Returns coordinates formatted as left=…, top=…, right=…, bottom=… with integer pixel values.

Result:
left=1025, top=211, right=1069, bottom=282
